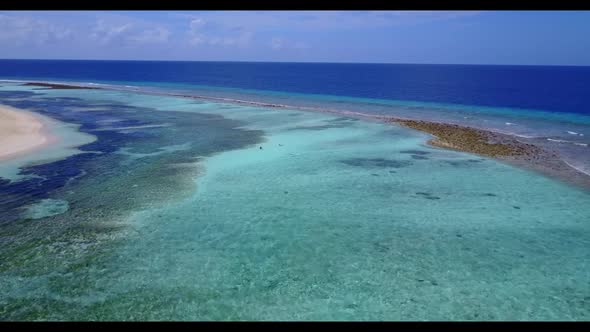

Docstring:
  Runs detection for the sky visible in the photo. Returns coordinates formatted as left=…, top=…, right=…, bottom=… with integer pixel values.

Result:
left=1, top=11, right=590, bottom=65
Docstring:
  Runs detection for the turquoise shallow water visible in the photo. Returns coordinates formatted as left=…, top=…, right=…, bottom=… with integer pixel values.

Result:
left=1, top=84, right=590, bottom=320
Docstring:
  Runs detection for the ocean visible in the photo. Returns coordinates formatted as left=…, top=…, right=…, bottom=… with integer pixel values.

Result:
left=1, top=60, right=590, bottom=115
left=2, top=59, right=589, bottom=174
left=0, top=60, right=589, bottom=320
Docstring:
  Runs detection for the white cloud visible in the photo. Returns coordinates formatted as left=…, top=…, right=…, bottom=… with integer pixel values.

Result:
left=190, top=18, right=205, bottom=30
left=270, top=37, right=309, bottom=51
left=368, top=11, right=482, bottom=26
left=88, top=17, right=174, bottom=47
left=90, top=20, right=133, bottom=45
left=187, top=17, right=253, bottom=48
left=0, top=14, right=72, bottom=46
left=188, top=18, right=206, bottom=45
left=176, top=11, right=481, bottom=32
left=271, top=37, right=283, bottom=50
left=0, top=11, right=483, bottom=60
left=128, top=27, right=170, bottom=44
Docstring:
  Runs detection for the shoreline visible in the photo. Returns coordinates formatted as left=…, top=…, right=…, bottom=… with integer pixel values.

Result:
left=9, top=81, right=590, bottom=191
left=0, top=104, right=57, bottom=161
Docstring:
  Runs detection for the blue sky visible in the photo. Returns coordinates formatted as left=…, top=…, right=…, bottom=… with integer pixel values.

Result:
left=1, top=11, right=589, bottom=65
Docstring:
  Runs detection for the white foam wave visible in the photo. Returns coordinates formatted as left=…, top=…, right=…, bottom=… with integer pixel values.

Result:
left=547, top=138, right=589, bottom=147
left=547, top=138, right=569, bottom=143
left=511, top=133, right=536, bottom=139
left=563, top=160, right=590, bottom=176
left=490, top=128, right=537, bottom=139
left=0, top=79, right=26, bottom=83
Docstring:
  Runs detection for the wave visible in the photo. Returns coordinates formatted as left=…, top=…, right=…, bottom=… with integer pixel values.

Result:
left=563, top=159, right=590, bottom=177
left=548, top=138, right=570, bottom=143
left=487, top=128, right=537, bottom=139
left=546, top=138, right=588, bottom=147
left=508, top=133, right=537, bottom=139
left=567, top=130, right=584, bottom=137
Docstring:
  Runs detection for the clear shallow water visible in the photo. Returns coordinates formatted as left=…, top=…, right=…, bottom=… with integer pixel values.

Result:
left=0, top=83, right=589, bottom=320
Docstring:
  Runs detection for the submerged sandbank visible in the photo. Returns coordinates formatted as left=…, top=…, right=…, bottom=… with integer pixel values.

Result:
left=0, top=104, right=97, bottom=182
left=389, top=118, right=590, bottom=190
left=0, top=104, right=56, bottom=161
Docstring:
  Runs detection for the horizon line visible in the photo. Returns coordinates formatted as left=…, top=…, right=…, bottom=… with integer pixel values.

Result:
left=1, top=58, right=589, bottom=68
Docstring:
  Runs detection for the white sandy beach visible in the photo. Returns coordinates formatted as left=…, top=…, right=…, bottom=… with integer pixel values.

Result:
left=0, top=104, right=54, bottom=160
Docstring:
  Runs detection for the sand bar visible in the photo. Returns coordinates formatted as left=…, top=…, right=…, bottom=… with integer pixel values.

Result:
left=389, top=118, right=590, bottom=191
left=0, top=104, right=56, bottom=161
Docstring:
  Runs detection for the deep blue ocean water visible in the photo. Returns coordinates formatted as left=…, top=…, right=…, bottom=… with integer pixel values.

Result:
left=1, top=59, right=589, bottom=115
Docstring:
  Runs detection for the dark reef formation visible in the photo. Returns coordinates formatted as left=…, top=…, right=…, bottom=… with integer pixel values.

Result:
left=23, top=82, right=100, bottom=90
left=388, top=118, right=590, bottom=191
